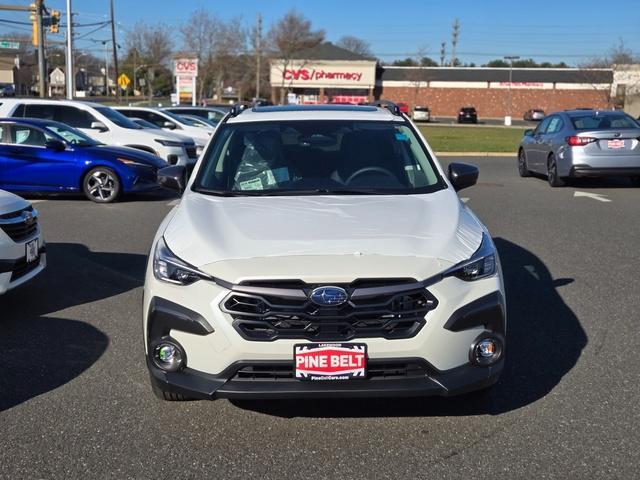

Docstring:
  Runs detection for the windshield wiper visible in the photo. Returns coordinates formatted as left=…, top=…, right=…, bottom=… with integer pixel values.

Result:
left=195, top=188, right=390, bottom=197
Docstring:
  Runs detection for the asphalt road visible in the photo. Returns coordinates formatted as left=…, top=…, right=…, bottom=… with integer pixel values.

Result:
left=1, top=159, right=639, bottom=479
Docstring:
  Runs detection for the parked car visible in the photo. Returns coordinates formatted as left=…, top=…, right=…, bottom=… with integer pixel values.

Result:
left=523, top=109, right=545, bottom=121
left=144, top=104, right=505, bottom=401
left=412, top=105, right=431, bottom=122
left=176, top=114, right=219, bottom=129
left=518, top=109, right=640, bottom=187
left=0, top=189, right=45, bottom=294
left=0, top=84, right=15, bottom=97
left=458, top=107, right=478, bottom=124
left=163, top=106, right=227, bottom=123
left=0, top=118, right=167, bottom=202
left=396, top=101, right=410, bottom=114
left=115, top=107, right=213, bottom=155
left=0, top=99, right=197, bottom=167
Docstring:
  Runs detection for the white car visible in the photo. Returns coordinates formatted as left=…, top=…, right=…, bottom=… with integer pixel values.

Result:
left=144, top=104, right=505, bottom=401
left=0, top=99, right=197, bottom=166
left=115, top=107, right=214, bottom=155
left=0, top=190, right=45, bottom=294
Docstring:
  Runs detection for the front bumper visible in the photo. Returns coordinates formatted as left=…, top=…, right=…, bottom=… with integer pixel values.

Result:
left=0, top=244, right=46, bottom=294
left=148, top=356, right=503, bottom=400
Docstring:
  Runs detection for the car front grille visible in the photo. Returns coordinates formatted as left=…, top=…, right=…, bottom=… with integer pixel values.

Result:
left=222, top=279, right=438, bottom=341
left=185, top=146, right=198, bottom=158
left=10, top=256, right=40, bottom=282
left=0, top=206, right=38, bottom=242
left=231, top=360, right=431, bottom=382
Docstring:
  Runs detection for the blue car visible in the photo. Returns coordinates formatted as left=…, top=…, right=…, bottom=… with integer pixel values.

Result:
left=0, top=118, right=167, bottom=203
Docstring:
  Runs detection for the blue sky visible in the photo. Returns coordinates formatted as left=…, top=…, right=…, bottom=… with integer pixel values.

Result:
left=2, top=0, right=639, bottom=65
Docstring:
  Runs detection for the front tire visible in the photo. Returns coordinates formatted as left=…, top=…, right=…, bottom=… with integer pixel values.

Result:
left=83, top=167, right=121, bottom=203
left=547, top=154, right=565, bottom=187
left=518, top=149, right=531, bottom=177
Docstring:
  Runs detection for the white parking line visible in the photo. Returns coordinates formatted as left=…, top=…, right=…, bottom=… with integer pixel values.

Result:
left=460, top=197, right=470, bottom=203
left=573, top=191, right=611, bottom=203
left=167, top=199, right=180, bottom=207
left=29, top=199, right=47, bottom=204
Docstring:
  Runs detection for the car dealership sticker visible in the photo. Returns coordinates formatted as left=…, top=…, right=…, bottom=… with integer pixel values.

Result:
left=294, top=343, right=366, bottom=381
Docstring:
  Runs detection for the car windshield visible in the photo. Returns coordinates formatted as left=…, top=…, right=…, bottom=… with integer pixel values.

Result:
left=132, top=118, right=161, bottom=129
left=45, top=124, right=100, bottom=146
left=570, top=113, right=639, bottom=130
left=180, top=115, right=218, bottom=128
left=193, top=120, right=444, bottom=196
left=94, top=106, right=142, bottom=129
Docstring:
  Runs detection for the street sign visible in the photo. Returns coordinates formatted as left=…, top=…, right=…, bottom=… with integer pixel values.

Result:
left=0, top=41, right=19, bottom=50
left=118, top=73, right=130, bottom=90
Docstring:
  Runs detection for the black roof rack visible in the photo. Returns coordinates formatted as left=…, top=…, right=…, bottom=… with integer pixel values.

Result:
left=229, top=101, right=253, bottom=117
left=368, top=99, right=402, bottom=116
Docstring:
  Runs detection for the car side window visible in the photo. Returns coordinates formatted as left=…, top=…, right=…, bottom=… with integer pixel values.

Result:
left=546, top=116, right=564, bottom=135
left=129, top=110, right=166, bottom=128
left=54, top=106, right=97, bottom=129
left=24, top=104, right=56, bottom=120
left=9, top=125, right=50, bottom=147
left=12, top=104, right=25, bottom=117
left=535, top=117, right=552, bottom=135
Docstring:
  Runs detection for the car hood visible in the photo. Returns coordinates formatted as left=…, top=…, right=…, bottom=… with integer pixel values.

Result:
left=163, top=189, right=485, bottom=281
left=0, top=189, right=30, bottom=213
left=86, top=145, right=167, bottom=168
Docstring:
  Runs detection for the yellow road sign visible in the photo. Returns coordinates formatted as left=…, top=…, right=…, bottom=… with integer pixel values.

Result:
left=118, top=73, right=131, bottom=89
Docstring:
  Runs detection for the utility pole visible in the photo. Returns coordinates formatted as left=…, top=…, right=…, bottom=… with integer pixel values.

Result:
left=440, top=42, right=446, bottom=67
left=36, top=0, right=45, bottom=97
left=65, top=0, right=73, bottom=99
left=109, top=0, right=119, bottom=101
left=450, top=18, right=459, bottom=67
left=504, top=55, right=520, bottom=125
left=255, top=13, right=262, bottom=100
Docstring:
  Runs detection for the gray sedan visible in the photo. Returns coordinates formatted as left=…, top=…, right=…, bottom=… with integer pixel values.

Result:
left=518, top=109, right=640, bottom=187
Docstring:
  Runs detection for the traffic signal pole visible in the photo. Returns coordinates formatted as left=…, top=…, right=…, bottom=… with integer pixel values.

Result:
left=35, top=0, right=45, bottom=97
left=65, top=0, right=73, bottom=99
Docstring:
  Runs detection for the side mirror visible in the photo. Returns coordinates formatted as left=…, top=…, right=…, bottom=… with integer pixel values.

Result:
left=448, top=162, right=479, bottom=191
left=524, top=129, right=534, bottom=137
left=90, top=121, right=108, bottom=132
left=158, top=165, right=186, bottom=193
left=163, top=121, right=177, bottom=130
left=45, top=139, right=66, bottom=151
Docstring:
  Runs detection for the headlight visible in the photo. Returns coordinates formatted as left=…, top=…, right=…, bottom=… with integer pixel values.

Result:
left=155, top=139, right=184, bottom=147
left=153, top=237, right=211, bottom=285
left=445, top=233, right=496, bottom=281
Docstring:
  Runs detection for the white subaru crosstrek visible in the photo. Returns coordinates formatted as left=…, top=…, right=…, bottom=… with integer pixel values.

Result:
left=144, top=104, right=505, bottom=401
left=0, top=190, right=45, bottom=294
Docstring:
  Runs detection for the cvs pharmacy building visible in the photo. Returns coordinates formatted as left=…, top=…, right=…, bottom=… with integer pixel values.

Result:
left=270, top=43, right=377, bottom=105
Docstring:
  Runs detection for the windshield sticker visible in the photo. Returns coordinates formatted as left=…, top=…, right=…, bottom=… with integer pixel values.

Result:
left=239, top=178, right=264, bottom=190
left=395, top=133, right=409, bottom=141
left=272, top=167, right=290, bottom=183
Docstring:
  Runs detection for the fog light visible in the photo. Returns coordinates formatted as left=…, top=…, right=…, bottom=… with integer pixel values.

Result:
left=470, top=334, right=504, bottom=366
left=152, top=339, right=184, bottom=372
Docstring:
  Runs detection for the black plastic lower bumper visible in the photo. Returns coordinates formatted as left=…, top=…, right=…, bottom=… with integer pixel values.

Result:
left=570, top=166, right=640, bottom=177
left=147, top=357, right=504, bottom=400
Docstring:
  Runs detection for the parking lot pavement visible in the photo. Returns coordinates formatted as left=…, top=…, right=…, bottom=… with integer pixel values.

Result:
left=1, top=161, right=639, bottom=478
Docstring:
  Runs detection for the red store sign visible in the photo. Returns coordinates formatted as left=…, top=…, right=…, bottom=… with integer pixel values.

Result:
left=284, top=68, right=364, bottom=82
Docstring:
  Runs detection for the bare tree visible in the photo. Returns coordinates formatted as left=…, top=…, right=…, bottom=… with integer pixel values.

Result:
left=336, top=35, right=372, bottom=57
left=126, top=22, right=173, bottom=100
left=267, top=9, right=324, bottom=103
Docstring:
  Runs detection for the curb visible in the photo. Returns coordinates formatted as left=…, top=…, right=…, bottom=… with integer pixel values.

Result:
left=435, top=152, right=515, bottom=157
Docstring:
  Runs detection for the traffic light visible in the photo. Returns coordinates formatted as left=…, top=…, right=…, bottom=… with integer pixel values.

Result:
left=49, top=10, right=60, bottom=34
left=29, top=3, right=38, bottom=46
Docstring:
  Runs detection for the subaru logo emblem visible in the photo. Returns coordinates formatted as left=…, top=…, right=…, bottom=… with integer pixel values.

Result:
left=310, top=286, right=348, bottom=306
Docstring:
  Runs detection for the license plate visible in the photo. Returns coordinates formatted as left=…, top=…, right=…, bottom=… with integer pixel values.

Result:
left=25, top=238, right=39, bottom=263
left=294, top=343, right=366, bottom=381
left=607, top=139, right=626, bottom=149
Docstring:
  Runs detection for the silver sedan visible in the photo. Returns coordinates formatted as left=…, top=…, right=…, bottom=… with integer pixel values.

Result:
left=518, top=109, right=640, bottom=187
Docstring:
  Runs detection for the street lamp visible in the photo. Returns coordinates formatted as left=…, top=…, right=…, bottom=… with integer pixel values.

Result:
left=504, top=55, right=520, bottom=125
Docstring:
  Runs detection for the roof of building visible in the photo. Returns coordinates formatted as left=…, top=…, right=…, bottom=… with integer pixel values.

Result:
left=380, top=67, right=613, bottom=84
left=292, top=42, right=376, bottom=62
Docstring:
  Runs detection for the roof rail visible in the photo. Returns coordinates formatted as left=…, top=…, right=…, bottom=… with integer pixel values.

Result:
left=229, top=101, right=253, bottom=117
left=369, top=99, right=402, bottom=116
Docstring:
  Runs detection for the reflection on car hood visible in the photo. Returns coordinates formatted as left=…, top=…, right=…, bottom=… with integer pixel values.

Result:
left=0, top=189, right=30, bottom=213
left=88, top=145, right=166, bottom=168
left=163, top=190, right=484, bottom=273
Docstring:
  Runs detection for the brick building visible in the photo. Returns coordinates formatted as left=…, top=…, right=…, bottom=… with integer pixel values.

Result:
left=269, top=43, right=617, bottom=118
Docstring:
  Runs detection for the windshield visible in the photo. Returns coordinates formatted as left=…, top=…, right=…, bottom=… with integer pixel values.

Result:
left=45, top=124, right=100, bottom=146
left=180, top=115, right=218, bottom=128
left=132, top=118, right=161, bottom=129
left=193, top=120, right=444, bottom=196
left=570, top=113, right=639, bottom=130
left=94, top=106, right=142, bottom=129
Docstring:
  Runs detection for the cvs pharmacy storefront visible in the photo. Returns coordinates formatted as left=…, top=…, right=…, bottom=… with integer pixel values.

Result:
left=269, top=43, right=377, bottom=105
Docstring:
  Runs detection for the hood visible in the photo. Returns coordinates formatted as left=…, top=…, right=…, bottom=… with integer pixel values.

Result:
left=87, top=145, right=167, bottom=168
left=163, top=189, right=484, bottom=280
left=0, top=189, right=30, bottom=213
